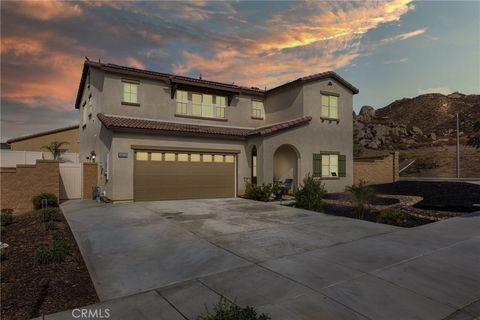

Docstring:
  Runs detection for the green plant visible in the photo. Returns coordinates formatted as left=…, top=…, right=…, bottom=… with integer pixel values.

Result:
left=378, top=209, right=407, bottom=225
left=32, top=193, right=58, bottom=209
left=244, top=182, right=273, bottom=202
left=45, top=221, right=58, bottom=231
left=294, top=174, right=326, bottom=211
left=198, top=298, right=271, bottom=320
left=1, top=208, right=13, bottom=226
left=41, top=208, right=61, bottom=222
left=33, top=237, right=69, bottom=264
left=345, top=180, right=377, bottom=219
left=41, top=141, right=70, bottom=160
left=1, top=247, right=6, bottom=261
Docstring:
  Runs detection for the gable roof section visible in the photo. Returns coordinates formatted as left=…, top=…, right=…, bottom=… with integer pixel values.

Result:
left=75, top=60, right=359, bottom=108
left=266, top=71, right=359, bottom=94
left=7, top=125, right=79, bottom=144
left=97, top=113, right=311, bottom=139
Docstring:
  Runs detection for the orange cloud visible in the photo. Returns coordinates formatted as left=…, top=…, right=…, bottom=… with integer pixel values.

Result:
left=173, top=0, right=413, bottom=88
left=7, top=0, right=82, bottom=21
left=126, top=57, right=145, bottom=69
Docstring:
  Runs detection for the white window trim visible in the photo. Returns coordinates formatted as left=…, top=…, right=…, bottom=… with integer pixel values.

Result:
left=321, top=94, right=338, bottom=119
left=321, top=154, right=339, bottom=177
left=251, top=100, right=264, bottom=119
left=176, top=92, right=227, bottom=120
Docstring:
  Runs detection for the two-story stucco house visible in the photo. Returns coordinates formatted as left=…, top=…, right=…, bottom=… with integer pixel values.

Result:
left=75, top=60, right=358, bottom=201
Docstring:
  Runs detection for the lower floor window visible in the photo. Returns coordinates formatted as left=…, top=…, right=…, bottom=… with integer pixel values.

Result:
left=322, top=154, right=338, bottom=177
left=313, top=153, right=346, bottom=177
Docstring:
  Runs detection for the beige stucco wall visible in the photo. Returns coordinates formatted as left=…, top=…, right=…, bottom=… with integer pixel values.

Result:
left=101, top=73, right=268, bottom=128
left=10, top=128, right=80, bottom=153
left=77, top=66, right=356, bottom=199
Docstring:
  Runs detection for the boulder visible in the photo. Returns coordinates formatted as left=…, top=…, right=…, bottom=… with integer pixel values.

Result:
left=411, top=126, right=423, bottom=136
left=359, top=105, right=375, bottom=120
left=372, top=124, right=388, bottom=136
left=367, top=139, right=380, bottom=149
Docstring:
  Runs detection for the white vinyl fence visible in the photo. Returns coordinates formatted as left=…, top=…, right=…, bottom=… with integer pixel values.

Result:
left=0, top=150, right=79, bottom=167
left=59, top=163, right=82, bottom=200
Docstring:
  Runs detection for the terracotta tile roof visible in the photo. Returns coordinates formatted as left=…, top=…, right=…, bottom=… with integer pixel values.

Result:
left=97, top=113, right=311, bottom=139
left=6, top=125, right=79, bottom=144
left=75, top=60, right=358, bottom=109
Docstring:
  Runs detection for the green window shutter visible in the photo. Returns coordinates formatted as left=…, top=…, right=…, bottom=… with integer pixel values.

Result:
left=338, top=155, right=346, bottom=177
left=313, top=154, right=322, bottom=177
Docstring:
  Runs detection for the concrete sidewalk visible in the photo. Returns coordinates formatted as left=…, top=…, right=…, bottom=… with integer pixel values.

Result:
left=42, top=199, right=480, bottom=320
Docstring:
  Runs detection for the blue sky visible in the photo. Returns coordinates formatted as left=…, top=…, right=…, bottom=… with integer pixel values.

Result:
left=1, top=1, right=479, bottom=141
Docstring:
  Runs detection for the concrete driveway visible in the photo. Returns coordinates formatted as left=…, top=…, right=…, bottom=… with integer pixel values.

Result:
left=52, top=198, right=480, bottom=320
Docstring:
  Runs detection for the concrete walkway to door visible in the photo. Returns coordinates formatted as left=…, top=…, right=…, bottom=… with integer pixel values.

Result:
left=44, top=198, right=480, bottom=320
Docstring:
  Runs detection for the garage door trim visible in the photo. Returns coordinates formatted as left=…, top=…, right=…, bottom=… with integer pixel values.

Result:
left=131, top=145, right=241, bottom=154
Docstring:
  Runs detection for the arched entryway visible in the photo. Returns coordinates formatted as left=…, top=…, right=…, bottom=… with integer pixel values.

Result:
left=273, top=144, right=299, bottom=192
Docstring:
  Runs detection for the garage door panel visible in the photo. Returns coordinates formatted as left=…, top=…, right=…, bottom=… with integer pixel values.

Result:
left=134, top=152, right=235, bottom=201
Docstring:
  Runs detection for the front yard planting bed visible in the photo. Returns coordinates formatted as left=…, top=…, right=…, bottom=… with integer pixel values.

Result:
left=372, top=181, right=480, bottom=213
left=1, top=208, right=98, bottom=320
left=322, top=193, right=434, bottom=228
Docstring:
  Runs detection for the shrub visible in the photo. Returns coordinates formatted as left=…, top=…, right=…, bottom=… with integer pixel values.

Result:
left=198, top=298, right=271, bottom=320
left=244, top=182, right=273, bottom=202
left=378, top=209, right=407, bottom=225
left=1, top=208, right=13, bottom=226
left=45, top=221, right=58, bottom=231
left=345, top=180, right=377, bottom=219
left=32, top=193, right=58, bottom=209
left=1, top=247, right=6, bottom=261
left=41, top=208, right=61, bottom=222
left=294, top=174, right=326, bottom=211
left=33, top=237, right=69, bottom=264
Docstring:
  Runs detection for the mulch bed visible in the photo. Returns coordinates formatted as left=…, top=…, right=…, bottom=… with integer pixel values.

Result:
left=1, top=208, right=98, bottom=320
left=372, top=181, right=480, bottom=212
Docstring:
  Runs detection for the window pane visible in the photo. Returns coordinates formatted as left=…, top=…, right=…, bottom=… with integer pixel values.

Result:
left=136, top=152, right=148, bottom=161
left=322, top=106, right=329, bottom=117
left=203, top=154, right=212, bottom=162
left=330, top=155, right=338, bottom=167
left=164, top=153, right=175, bottom=161
left=322, top=155, right=330, bottom=165
left=214, top=155, right=223, bottom=162
left=130, top=84, right=137, bottom=94
left=203, top=95, right=213, bottom=105
left=322, top=165, right=330, bottom=176
left=330, top=105, right=338, bottom=118
left=190, top=154, right=201, bottom=162
left=130, top=93, right=137, bottom=103
left=321, top=95, right=329, bottom=106
left=177, top=90, right=187, bottom=102
left=217, top=96, right=226, bottom=106
left=151, top=153, right=162, bottom=161
left=203, top=104, right=214, bottom=118
left=192, top=94, right=202, bottom=104
left=178, top=153, right=189, bottom=162
left=253, top=166, right=257, bottom=177
left=216, top=107, right=225, bottom=118
left=123, top=91, right=130, bottom=102
left=225, top=155, right=234, bottom=163
left=192, top=94, right=202, bottom=115
left=330, top=96, right=337, bottom=107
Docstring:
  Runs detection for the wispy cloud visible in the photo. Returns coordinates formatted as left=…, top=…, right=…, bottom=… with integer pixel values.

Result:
left=418, top=86, right=453, bottom=95
left=383, top=58, right=408, bottom=64
left=381, top=28, right=427, bottom=44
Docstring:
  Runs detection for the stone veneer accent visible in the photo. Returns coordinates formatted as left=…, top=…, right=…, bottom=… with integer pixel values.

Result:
left=0, top=160, right=60, bottom=213
left=83, top=163, right=98, bottom=200
left=353, top=152, right=399, bottom=185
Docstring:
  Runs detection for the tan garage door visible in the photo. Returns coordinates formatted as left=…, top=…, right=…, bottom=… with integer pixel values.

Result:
left=134, top=150, right=236, bottom=201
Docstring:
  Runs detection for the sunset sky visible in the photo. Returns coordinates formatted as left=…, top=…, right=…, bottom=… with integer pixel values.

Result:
left=1, top=0, right=479, bottom=141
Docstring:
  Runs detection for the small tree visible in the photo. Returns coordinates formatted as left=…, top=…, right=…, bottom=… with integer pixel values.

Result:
left=467, top=120, right=480, bottom=149
left=345, top=180, right=377, bottom=219
left=41, top=141, right=69, bottom=160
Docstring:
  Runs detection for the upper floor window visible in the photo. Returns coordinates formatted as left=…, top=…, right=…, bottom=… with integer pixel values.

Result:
left=176, top=91, right=226, bottom=120
left=321, top=94, right=338, bottom=119
left=251, top=100, right=264, bottom=119
left=176, top=90, right=188, bottom=114
left=123, top=82, right=138, bottom=104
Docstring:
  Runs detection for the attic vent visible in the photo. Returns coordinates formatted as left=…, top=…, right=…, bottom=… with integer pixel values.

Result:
left=328, top=81, right=333, bottom=86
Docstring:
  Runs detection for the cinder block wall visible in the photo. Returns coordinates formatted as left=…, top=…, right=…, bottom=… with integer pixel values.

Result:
left=0, top=160, right=60, bottom=213
left=353, top=152, right=399, bottom=185
left=83, top=163, right=98, bottom=200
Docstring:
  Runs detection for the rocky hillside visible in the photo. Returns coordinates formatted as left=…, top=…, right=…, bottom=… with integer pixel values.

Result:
left=354, top=92, right=480, bottom=150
